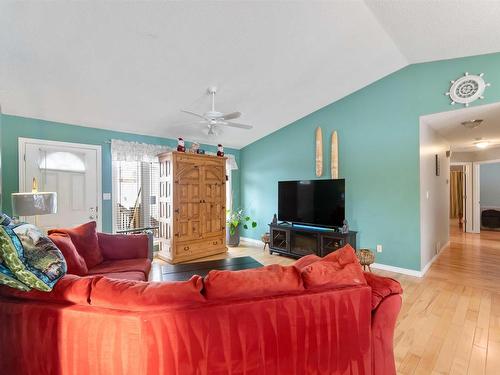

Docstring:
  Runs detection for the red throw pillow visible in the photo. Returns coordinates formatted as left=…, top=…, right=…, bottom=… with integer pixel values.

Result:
left=301, top=245, right=367, bottom=289
left=90, top=275, right=205, bottom=311
left=0, top=274, right=94, bottom=305
left=293, top=254, right=321, bottom=271
left=204, top=264, right=304, bottom=301
left=49, top=233, right=88, bottom=276
left=48, top=221, right=103, bottom=269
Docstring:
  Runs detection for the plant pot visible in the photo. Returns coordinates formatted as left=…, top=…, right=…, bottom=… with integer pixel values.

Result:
left=226, top=224, right=240, bottom=247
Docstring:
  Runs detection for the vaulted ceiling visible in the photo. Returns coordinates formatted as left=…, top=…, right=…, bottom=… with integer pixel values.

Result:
left=1, top=1, right=500, bottom=149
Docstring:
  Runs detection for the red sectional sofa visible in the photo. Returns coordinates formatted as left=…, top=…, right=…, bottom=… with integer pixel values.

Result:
left=0, top=224, right=402, bottom=375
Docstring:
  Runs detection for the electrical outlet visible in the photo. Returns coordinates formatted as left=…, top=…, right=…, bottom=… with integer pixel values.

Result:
left=376, top=244, right=383, bottom=253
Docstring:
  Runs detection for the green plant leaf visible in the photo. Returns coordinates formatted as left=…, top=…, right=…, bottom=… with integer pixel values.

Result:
left=245, top=216, right=250, bottom=221
left=243, top=224, right=248, bottom=229
left=251, top=221, right=257, bottom=228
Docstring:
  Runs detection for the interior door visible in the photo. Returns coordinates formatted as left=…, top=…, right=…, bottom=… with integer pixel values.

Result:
left=200, top=162, right=226, bottom=238
left=174, top=159, right=203, bottom=242
left=20, top=139, right=101, bottom=231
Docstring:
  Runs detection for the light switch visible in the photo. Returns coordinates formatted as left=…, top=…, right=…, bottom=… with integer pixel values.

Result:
left=103, top=193, right=111, bottom=200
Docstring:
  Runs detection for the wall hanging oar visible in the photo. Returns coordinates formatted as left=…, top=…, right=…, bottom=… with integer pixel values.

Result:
left=315, top=127, right=323, bottom=177
left=331, top=131, right=338, bottom=179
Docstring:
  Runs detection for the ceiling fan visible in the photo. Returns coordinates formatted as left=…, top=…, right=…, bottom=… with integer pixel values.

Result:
left=181, top=87, right=252, bottom=135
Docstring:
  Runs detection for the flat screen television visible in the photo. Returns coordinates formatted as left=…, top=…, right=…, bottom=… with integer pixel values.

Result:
left=278, top=179, right=345, bottom=228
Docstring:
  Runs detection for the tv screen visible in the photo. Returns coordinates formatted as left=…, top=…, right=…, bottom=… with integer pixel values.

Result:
left=278, top=179, right=345, bottom=227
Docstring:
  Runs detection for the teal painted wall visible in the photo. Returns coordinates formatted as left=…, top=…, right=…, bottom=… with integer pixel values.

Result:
left=480, top=162, right=500, bottom=207
left=1, top=115, right=240, bottom=233
left=240, top=52, right=500, bottom=271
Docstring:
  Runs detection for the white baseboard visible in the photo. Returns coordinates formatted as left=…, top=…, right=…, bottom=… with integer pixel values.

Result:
left=240, top=237, right=447, bottom=278
left=420, top=240, right=449, bottom=276
left=240, top=236, right=263, bottom=245
left=371, top=263, right=423, bottom=277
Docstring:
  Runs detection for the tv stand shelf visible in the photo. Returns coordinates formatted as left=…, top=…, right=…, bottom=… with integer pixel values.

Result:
left=269, top=223, right=357, bottom=259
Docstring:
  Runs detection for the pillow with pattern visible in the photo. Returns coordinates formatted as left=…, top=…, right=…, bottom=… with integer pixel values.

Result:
left=0, top=219, right=67, bottom=291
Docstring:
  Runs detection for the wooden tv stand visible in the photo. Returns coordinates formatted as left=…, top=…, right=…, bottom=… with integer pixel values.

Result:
left=268, top=223, right=357, bottom=259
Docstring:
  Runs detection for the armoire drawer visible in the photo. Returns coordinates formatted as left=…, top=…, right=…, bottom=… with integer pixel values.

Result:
left=175, top=237, right=225, bottom=256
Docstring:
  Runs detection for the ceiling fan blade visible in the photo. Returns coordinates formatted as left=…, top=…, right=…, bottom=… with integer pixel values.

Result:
left=219, top=121, right=253, bottom=130
left=181, top=109, right=207, bottom=120
left=221, top=111, right=241, bottom=120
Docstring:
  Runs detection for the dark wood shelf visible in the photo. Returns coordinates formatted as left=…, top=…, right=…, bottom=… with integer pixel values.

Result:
left=269, top=223, right=357, bottom=259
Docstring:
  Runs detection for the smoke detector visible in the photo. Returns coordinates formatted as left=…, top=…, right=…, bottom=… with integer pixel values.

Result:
left=461, top=119, right=483, bottom=129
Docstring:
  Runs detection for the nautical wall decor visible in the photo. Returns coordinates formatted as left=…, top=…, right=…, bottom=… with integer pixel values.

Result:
left=331, top=131, right=339, bottom=179
left=445, top=72, right=490, bottom=107
left=315, top=127, right=323, bottom=177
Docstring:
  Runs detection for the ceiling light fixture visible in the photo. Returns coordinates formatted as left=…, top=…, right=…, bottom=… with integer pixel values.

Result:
left=461, top=119, right=483, bottom=129
left=475, top=140, right=489, bottom=149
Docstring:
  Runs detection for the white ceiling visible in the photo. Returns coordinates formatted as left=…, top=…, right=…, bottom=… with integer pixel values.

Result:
left=1, top=1, right=500, bottom=149
left=421, top=102, right=500, bottom=152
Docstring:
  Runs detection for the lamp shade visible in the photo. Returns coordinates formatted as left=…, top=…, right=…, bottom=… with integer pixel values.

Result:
left=11, top=192, right=57, bottom=216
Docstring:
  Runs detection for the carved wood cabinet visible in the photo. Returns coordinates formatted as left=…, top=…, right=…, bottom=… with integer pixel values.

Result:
left=157, top=151, right=227, bottom=263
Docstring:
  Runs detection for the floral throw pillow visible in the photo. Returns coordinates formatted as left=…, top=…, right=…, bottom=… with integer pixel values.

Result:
left=0, top=219, right=67, bottom=291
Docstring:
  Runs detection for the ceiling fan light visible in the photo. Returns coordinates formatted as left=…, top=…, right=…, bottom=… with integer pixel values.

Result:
left=461, top=119, right=483, bottom=129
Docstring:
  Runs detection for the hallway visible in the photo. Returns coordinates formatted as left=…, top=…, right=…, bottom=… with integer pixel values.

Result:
left=392, top=226, right=500, bottom=374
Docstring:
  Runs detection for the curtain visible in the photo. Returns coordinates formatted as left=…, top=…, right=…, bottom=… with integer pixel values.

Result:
left=111, top=139, right=238, bottom=169
left=111, top=140, right=173, bottom=162
left=450, top=171, right=464, bottom=219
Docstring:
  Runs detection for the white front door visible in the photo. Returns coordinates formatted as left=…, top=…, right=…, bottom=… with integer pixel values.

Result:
left=19, top=138, right=102, bottom=231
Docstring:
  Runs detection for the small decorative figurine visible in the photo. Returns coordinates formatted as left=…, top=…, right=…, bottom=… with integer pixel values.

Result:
left=272, top=214, right=278, bottom=224
left=217, top=144, right=224, bottom=157
left=341, top=219, right=349, bottom=234
left=189, top=142, right=200, bottom=154
left=177, top=137, right=186, bottom=152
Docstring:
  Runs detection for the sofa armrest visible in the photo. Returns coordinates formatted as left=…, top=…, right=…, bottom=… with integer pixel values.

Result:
left=372, top=294, right=402, bottom=375
left=97, top=233, right=151, bottom=261
left=364, top=272, right=402, bottom=310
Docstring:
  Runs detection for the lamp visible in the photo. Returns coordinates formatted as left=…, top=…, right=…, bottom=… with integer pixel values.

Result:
left=11, top=178, right=57, bottom=225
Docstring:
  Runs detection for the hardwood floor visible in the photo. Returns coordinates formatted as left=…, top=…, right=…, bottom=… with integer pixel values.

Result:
left=153, top=226, right=500, bottom=374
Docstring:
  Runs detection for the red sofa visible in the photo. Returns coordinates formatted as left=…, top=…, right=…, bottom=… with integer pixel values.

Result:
left=0, top=226, right=402, bottom=375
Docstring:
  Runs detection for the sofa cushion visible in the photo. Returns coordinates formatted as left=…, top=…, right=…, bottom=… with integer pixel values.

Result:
left=97, top=232, right=149, bottom=260
left=49, top=233, right=88, bottom=276
left=204, top=264, right=304, bottom=301
left=49, top=221, right=103, bottom=269
left=87, top=258, right=151, bottom=277
left=301, top=245, right=366, bottom=290
left=0, top=274, right=93, bottom=305
left=90, top=275, right=205, bottom=311
left=0, top=222, right=66, bottom=291
left=364, top=272, right=403, bottom=310
left=293, top=254, right=321, bottom=271
left=90, top=271, right=147, bottom=281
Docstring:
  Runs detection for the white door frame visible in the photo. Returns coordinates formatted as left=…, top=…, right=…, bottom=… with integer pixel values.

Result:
left=18, top=137, right=103, bottom=231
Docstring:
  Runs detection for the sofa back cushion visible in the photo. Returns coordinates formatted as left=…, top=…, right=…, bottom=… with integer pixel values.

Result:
left=90, top=275, right=205, bottom=311
left=48, top=221, right=103, bottom=269
left=0, top=222, right=67, bottom=291
left=301, top=245, right=366, bottom=289
left=204, top=264, right=304, bottom=301
left=293, top=254, right=321, bottom=271
left=0, top=274, right=93, bottom=305
left=49, top=233, right=88, bottom=276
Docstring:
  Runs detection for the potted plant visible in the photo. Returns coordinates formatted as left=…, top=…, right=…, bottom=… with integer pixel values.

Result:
left=226, top=208, right=257, bottom=247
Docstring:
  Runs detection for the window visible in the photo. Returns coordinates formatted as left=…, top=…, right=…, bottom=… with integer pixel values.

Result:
left=113, top=161, right=160, bottom=233
left=39, top=151, right=86, bottom=172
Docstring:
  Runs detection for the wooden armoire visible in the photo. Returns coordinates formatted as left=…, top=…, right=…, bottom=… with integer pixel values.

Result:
left=157, top=151, right=227, bottom=263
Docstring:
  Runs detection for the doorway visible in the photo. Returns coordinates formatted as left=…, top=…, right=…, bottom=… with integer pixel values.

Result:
left=450, top=165, right=465, bottom=231
left=18, top=138, right=102, bottom=231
